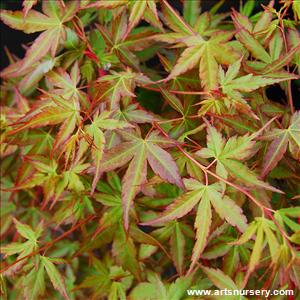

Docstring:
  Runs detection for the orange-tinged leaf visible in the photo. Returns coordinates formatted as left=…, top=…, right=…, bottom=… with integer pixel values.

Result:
left=88, top=0, right=127, bottom=8
left=232, top=10, right=272, bottom=63
left=86, top=124, right=106, bottom=194
left=161, top=0, right=194, bottom=34
left=0, top=9, right=58, bottom=33
left=18, top=27, right=61, bottom=73
left=53, top=113, right=78, bottom=151
left=22, top=0, right=38, bottom=17
left=221, top=159, right=282, bottom=193
left=8, top=106, right=74, bottom=135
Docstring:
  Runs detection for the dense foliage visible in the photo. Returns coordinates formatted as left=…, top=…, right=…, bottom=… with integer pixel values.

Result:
left=0, top=0, right=300, bottom=299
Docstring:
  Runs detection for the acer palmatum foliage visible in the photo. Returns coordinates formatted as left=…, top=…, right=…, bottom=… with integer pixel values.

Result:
left=0, top=0, right=300, bottom=299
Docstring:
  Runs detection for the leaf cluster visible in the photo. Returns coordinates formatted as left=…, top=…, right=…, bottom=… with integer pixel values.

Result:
left=0, top=0, right=300, bottom=299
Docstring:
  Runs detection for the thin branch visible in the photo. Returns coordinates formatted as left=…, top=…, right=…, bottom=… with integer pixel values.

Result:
left=0, top=214, right=96, bottom=274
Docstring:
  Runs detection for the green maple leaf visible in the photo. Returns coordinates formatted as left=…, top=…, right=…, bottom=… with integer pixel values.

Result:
left=40, top=256, right=69, bottom=299
left=97, top=129, right=183, bottom=229
left=166, top=32, right=240, bottom=91
left=154, top=1, right=241, bottom=91
left=0, top=1, right=79, bottom=75
left=233, top=217, right=280, bottom=280
left=142, top=179, right=247, bottom=272
left=202, top=267, right=239, bottom=295
left=0, top=219, right=43, bottom=274
left=23, top=262, right=45, bottom=300
left=218, top=59, right=297, bottom=116
left=115, top=103, right=156, bottom=124
left=151, top=220, right=190, bottom=275
left=79, top=256, right=133, bottom=299
left=275, top=207, right=300, bottom=233
left=196, top=123, right=282, bottom=192
left=129, top=272, right=193, bottom=300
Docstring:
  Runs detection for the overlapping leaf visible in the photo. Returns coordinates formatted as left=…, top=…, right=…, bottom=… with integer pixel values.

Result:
left=196, top=123, right=282, bottom=192
left=142, top=179, right=247, bottom=271
left=98, top=130, right=183, bottom=229
left=0, top=1, right=79, bottom=76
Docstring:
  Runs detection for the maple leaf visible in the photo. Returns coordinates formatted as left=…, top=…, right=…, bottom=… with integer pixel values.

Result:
left=233, top=217, right=280, bottom=283
left=166, top=32, right=240, bottom=91
left=155, top=1, right=241, bottom=92
left=95, top=10, right=160, bottom=71
left=0, top=219, right=43, bottom=275
left=142, top=179, right=247, bottom=272
left=90, top=0, right=162, bottom=34
left=115, top=103, right=156, bottom=124
left=7, top=93, right=81, bottom=152
left=0, top=1, right=79, bottom=76
left=129, top=273, right=193, bottom=300
left=97, top=129, right=183, bottom=229
left=150, top=220, right=190, bottom=275
left=288, top=29, right=300, bottom=74
left=217, top=59, right=297, bottom=117
left=94, top=69, right=151, bottom=109
left=40, top=256, right=69, bottom=300
left=232, top=9, right=300, bottom=77
left=202, top=266, right=239, bottom=292
left=262, top=111, right=300, bottom=176
left=196, top=123, right=282, bottom=193
left=275, top=207, right=300, bottom=233
left=85, top=110, right=132, bottom=193
left=46, top=62, right=83, bottom=103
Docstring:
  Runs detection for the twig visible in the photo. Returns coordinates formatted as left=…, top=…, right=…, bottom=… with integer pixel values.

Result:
left=0, top=214, right=96, bottom=274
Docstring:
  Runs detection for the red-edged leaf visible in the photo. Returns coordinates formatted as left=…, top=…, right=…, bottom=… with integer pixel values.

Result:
left=189, top=191, right=212, bottom=272
left=170, top=222, right=186, bottom=275
left=167, top=46, right=202, bottom=80
left=99, top=142, right=137, bottom=173
left=122, top=145, right=147, bottom=230
left=141, top=188, right=204, bottom=226
left=262, top=132, right=289, bottom=177
left=146, top=142, right=184, bottom=189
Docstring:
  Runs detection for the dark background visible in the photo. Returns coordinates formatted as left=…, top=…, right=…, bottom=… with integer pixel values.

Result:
left=0, top=0, right=298, bottom=109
